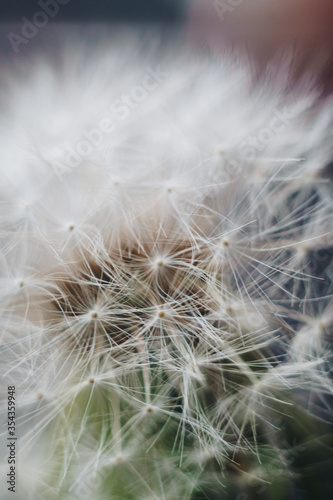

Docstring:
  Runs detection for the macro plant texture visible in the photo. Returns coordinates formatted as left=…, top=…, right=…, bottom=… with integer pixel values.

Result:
left=0, top=30, right=333, bottom=500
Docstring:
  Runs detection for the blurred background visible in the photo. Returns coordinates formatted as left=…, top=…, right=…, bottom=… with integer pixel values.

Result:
left=1, top=0, right=333, bottom=90
left=187, top=0, right=333, bottom=91
left=0, top=2, right=332, bottom=499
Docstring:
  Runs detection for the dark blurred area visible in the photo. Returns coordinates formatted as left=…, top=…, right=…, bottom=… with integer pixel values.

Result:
left=0, top=0, right=184, bottom=22
left=1, top=0, right=333, bottom=92
left=0, top=0, right=185, bottom=65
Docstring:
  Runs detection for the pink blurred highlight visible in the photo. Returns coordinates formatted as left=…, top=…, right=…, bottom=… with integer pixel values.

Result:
left=186, top=0, right=333, bottom=91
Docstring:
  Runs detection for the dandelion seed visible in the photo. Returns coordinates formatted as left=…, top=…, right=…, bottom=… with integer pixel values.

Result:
left=0, top=29, right=332, bottom=500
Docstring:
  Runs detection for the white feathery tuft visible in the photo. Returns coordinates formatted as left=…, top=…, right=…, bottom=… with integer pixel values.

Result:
left=0, top=28, right=332, bottom=500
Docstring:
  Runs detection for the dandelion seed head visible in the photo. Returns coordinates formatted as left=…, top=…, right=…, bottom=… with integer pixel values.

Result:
left=0, top=28, right=332, bottom=499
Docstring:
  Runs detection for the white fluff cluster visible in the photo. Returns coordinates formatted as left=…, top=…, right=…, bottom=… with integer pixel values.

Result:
left=0, top=30, right=332, bottom=500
